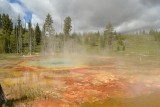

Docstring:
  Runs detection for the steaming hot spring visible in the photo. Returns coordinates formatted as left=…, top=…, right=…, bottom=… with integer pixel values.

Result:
left=9, top=55, right=160, bottom=106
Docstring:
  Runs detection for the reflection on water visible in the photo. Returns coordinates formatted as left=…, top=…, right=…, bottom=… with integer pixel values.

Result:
left=26, top=59, right=84, bottom=68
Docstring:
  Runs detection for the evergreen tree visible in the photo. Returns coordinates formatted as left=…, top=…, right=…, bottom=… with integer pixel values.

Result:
left=35, top=23, right=41, bottom=45
left=32, top=28, right=35, bottom=52
left=42, top=14, right=55, bottom=54
left=104, top=22, right=114, bottom=45
left=115, top=34, right=126, bottom=51
left=17, top=16, right=22, bottom=54
left=15, top=24, right=18, bottom=54
left=2, top=14, right=13, bottom=53
left=0, top=14, right=2, bottom=28
left=44, top=14, right=54, bottom=37
left=28, top=21, right=32, bottom=55
left=13, top=25, right=17, bottom=53
left=63, top=16, right=72, bottom=36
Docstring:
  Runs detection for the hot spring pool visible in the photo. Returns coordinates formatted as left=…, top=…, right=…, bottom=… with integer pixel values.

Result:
left=24, top=59, right=86, bottom=69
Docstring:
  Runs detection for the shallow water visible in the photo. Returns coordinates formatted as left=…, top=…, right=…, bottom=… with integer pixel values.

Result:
left=27, top=60, right=83, bottom=68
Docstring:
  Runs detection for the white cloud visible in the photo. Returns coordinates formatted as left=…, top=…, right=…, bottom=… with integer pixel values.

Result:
left=20, top=0, right=61, bottom=30
left=115, top=20, right=149, bottom=33
left=0, top=0, right=27, bottom=26
left=10, top=3, right=25, bottom=17
left=31, top=14, right=43, bottom=29
left=1, top=0, right=160, bottom=33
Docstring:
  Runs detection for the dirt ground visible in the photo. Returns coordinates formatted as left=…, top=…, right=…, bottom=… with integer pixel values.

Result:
left=0, top=55, right=160, bottom=107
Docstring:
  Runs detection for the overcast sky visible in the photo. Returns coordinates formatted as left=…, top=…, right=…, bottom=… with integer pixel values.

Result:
left=1, top=0, right=160, bottom=33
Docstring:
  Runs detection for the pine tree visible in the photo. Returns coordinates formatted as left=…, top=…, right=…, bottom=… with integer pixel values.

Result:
left=32, top=28, right=35, bottom=52
left=0, top=14, right=2, bottom=28
left=28, top=21, right=32, bottom=55
left=17, top=16, right=22, bottom=54
left=104, top=22, right=114, bottom=45
left=35, top=23, right=41, bottom=45
left=44, top=14, right=54, bottom=37
left=42, top=14, right=55, bottom=54
left=15, top=24, right=18, bottom=54
left=13, top=25, right=17, bottom=53
left=63, top=16, right=72, bottom=36
left=2, top=14, right=13, bottom=53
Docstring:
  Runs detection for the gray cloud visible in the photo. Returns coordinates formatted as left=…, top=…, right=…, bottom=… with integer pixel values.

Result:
left=47, top=0, right=154, bottom=33
left=44, top=0, right=147, bottom=32
left=140, top=0, right=160, bottom=7
left=1, top=0, right=160, bottom=33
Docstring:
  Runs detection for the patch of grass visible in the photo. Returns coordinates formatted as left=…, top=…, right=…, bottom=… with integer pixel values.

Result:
left=7, top=82, right=46, bottom=100
left=1, top=81, right=48, bottom=107
left=0, top=54, right=21, bottom=60
left=102, top=35, right=160, bottom=57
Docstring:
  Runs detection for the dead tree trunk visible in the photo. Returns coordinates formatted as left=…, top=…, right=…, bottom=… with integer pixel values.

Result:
left=0, top=84, right=6, bottom=104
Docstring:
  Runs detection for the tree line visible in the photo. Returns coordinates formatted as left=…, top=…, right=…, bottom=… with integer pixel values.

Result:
left=0, top=13, right=159, bottom=55
left=0, top=13, right=133, bottom=54
left=0, top=13, right=41, bottom=54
